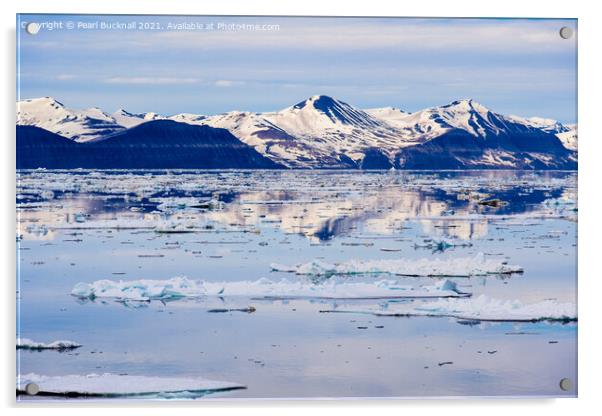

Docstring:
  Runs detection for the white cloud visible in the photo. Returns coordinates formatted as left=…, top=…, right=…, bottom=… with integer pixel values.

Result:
left=103, top=77, right=201, bottom=85
left=214, top=80, right=244, bottom=87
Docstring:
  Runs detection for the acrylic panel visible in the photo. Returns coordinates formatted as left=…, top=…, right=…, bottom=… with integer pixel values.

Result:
left=16, top=14, right=577, bottom=400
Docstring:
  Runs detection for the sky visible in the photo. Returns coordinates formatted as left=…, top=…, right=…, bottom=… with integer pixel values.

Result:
left=17, top=15, right=577, bottom=123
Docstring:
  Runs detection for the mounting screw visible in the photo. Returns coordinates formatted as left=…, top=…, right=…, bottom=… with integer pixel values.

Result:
left=559, top=27, right=573, bottom=40
left=25, top=22, right=41, bottom=35
left=559, top=378, right=573, bottom=391
left=25, top=382, right=39, bottom=395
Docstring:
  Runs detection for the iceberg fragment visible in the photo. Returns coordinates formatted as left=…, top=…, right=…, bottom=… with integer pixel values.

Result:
left=271, top=253, right=522, bottom=277
left=17, top=338, right=82, bottom=350
left=320, top=295, right=577, bottom=323
left=71, top=276, right=469, bottom=302
left=71, top=276, right=206, bottom=301
left=16, top=373, right=245, bottom=399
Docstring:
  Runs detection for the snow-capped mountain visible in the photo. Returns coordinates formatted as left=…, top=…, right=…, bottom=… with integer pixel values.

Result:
left=196, top=96, right=427, bottom=168
left=17, top=97, right=125, bottom=142
left=370, top=99, right=547, bottom=140
left=385, top=100, right=576, bottom=169
left=149, top=95, right=420, bottom=168
left=196, top=97, right=576, bottom=168
left=17, top=95, right=577, bottom=169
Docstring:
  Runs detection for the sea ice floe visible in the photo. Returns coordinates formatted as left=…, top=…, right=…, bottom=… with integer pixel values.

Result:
left=270, top=253, right=522, bottom=277
left=71, top=276, right=469, bottom=302
left=17, top=373, right=245, bottom=399
left=320, top=295, right=577, bottom=323
left=17, top=338, right=82, bottom=350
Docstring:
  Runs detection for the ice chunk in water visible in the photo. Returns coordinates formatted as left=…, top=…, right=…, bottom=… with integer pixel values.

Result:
left=17, top=373, right=245, bottom=399
left=322, top=295, right=576, bottom=323
left=71, top=276, right=469, bottom=302
left=71, top=276, right=206, bottom=301
left=17, top=338, right=82, bottom=350
left=271, top=253, right=522, bottom=277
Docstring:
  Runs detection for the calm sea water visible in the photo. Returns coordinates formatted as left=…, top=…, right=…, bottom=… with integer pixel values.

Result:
left=16, top=170, right=577, bottom=399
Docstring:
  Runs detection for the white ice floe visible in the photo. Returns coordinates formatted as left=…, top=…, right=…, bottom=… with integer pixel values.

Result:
left=17, top=338, right=82, bottom=350
left=71, top=276, right=468, bottom=302
left=17, top=373, right=244, bottom=398
left=322, top=295, right=576, bottom=323
left=270, top=253, right=522, bottom=277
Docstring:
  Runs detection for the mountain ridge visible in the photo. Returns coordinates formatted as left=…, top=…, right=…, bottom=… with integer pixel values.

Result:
left=17, top=95, right=577, bottom=170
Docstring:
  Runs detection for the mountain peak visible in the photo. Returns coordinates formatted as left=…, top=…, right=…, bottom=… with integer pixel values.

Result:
left=283, top=95, right=382, bottom=128
left=293, top=95, right=340, bottom=110
left=20, top=96, right=65, bottom=108
left=114, top=108, right=133, bottom=116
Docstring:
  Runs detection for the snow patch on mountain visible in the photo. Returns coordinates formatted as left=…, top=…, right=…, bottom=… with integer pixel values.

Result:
left=557, top=131, right=577, bottom=151
left=364, top=107, right=409, bottom=127
left=507, top=115, right=570, bottom=134
left=112, top=109, right=165, bottom=128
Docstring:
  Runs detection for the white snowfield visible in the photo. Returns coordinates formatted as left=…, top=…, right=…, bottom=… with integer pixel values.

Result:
left=556, top=126, right=578, bottom=151
left=71, top=276, right=468, bottom=301
left=112, top=108, right=164, bottom=128
left=321, top=295, right=577, bottom=323
left=17, top=373, right=245, bottom=398
left=271, top=253, right=523, bottom=277
left=17, top=95, right=577, bottom=166
left=17, top=97, right=124, bottom=142
left=17, top=338, right=82, bottom=350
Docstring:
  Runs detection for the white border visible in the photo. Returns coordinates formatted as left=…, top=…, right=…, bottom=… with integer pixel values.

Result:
left=2, top=0, right=601, bottom=415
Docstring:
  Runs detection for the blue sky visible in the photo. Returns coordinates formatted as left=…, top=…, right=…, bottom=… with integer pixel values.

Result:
left=17, top=15, right=577, bottom=123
